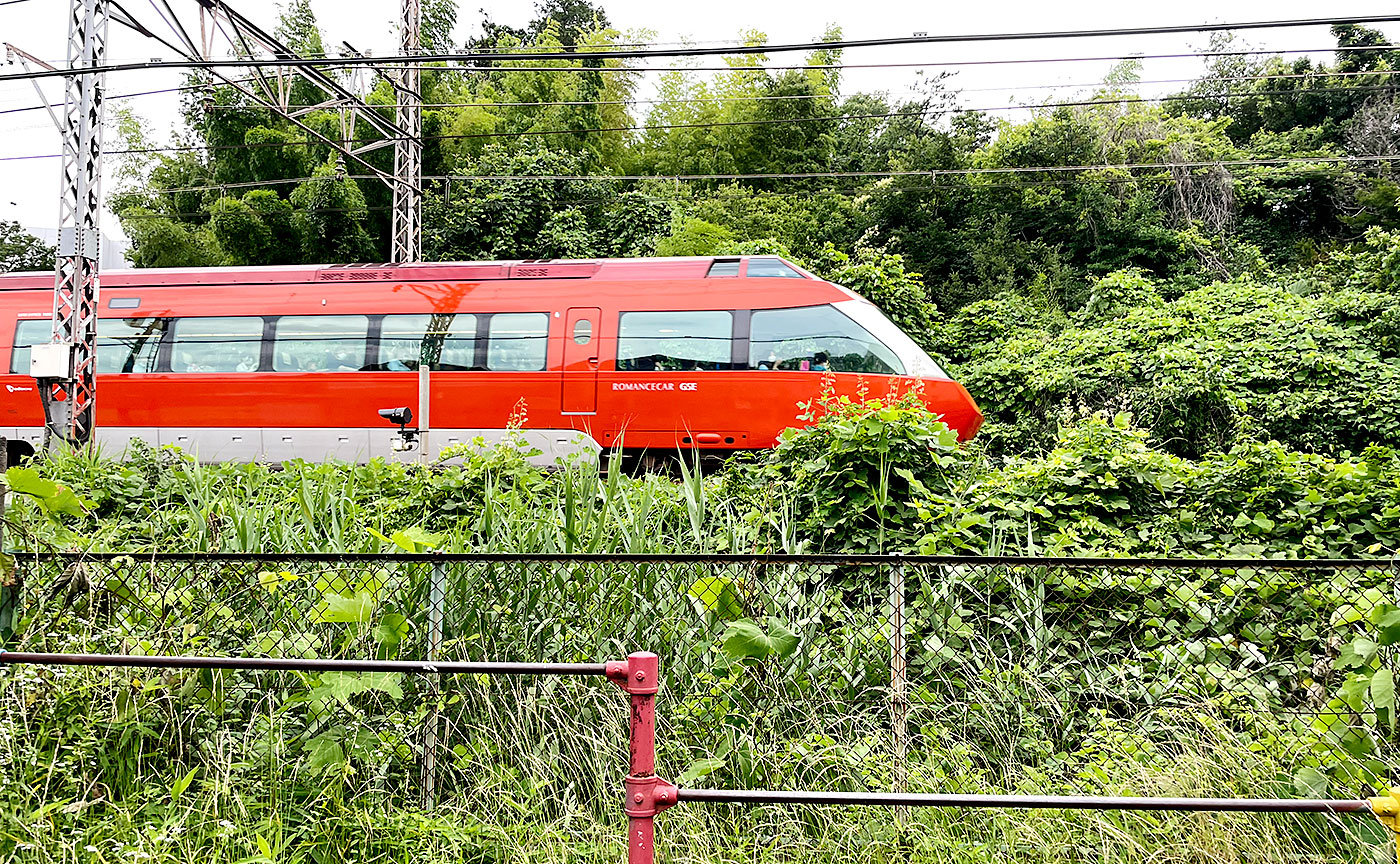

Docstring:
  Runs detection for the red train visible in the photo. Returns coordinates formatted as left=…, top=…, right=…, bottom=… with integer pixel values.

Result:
left=0, top=256, right=982, bottom=463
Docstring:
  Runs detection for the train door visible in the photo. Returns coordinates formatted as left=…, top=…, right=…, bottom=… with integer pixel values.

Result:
left=561, top=306, right=600, bottom=414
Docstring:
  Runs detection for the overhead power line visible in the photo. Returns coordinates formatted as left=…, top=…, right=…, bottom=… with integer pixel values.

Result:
left=87, top=154, right=1400, bottom=200
left=0, top=52, right=1394, bottom=121
left=166, top=68, right=1400, bottom=113
left=1, top=42, right=1395, bottom=113
left=272, top=42, right=1400, bottom=74
left=3, top=14, right=1400, bottom=82
left=7, top=82, right=1399, bottom=164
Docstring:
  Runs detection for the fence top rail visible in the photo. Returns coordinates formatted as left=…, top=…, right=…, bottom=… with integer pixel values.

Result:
left=10, top=551, right=1400, bottom=568
left=0, top=651, right=612, bottom=677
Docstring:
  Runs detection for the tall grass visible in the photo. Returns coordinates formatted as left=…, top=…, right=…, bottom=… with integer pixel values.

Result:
left=1, top=660, right=1382, bottom=863
left=0, top=446, right=1393, bottom=862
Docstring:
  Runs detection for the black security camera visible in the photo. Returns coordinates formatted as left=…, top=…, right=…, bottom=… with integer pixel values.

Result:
left=378, top=406, right=413, bottom=428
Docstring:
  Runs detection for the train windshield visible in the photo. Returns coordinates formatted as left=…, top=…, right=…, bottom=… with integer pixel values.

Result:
left=833, top=299, right=949, bottom=379
left=750, top=305, right=902, bottom=374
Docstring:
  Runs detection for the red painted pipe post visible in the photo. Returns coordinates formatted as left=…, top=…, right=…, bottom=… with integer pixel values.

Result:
left=607, top=651, right=677, bottom=864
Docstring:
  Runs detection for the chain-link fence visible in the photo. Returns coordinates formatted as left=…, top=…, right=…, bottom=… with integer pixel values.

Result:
left=4, top=553, right=1396, bottom=812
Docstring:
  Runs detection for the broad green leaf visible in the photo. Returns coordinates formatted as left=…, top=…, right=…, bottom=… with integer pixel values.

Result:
left=256, top=835, right=273, bottom=859
left=764, top=617, right=800, bottom=660
left=311, top=591, right=374, bottom=624
left=372, top=612, right=411, bottom=647
left=677, top=757, right=724, bottom=784
left=688, top=576, right=743, bottom=621
left=312, top=671, right=404, bottom=707
left=1374, top=610, right=1400, bottom=646
left=721, top=619, right=770, bottom=662
left=720, top=618, right=801, bottom=663
left=1369, top=605, right=1400, bottom=628
left=1337, top=637, right=1379, bottom=669
left=4, top=467, right=55, bottom=498
left=1340, top=672, right=1373, bottom=712
left=892, top=467, right=930, bottom=496
left=1373, top=669, right=1396, bottom=720
left=40, top=486, right=88, bottom=517
left=367, top=525, right=443, bottom=553
left=1335, top=590, right=1390, bottom=628
left=392, top=526, right=444, bottom=552
left=306, top=735, right=345, bottom=775
left=1293, top=766, right=1330, bottom=798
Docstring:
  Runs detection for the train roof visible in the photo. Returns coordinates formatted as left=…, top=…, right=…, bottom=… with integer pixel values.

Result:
left=0, top=255, right=817, bottom=290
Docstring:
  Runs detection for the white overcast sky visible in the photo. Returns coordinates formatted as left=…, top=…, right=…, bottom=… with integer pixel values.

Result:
left=3, top=0, right=1399, bottom=260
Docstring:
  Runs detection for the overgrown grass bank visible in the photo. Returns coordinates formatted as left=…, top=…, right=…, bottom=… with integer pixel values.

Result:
left=3, top=396, right=1400, bottom=861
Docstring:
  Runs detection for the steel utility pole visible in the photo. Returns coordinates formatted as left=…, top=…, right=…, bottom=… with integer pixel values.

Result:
left=392, top=0, right=422, bottom=263
left=36, top=0, right=108, bottom=447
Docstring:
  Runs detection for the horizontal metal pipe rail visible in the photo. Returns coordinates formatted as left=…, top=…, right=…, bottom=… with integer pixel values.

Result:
left=11, top=551, right=1399, bottom=568
left=676, top=788, right=1373, bottom=813
left=0, top=651, right=606, bottom=675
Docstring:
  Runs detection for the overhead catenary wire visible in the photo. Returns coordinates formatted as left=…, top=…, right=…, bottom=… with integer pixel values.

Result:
left=5, top=14, right=1400, bottom=83
left=101, top=156, right=1400, bottom=208
left=242, top=42, right=1400, bottom=75
left=176, top=68, right=1400, bottom=113
left=7, top=82, right=1399, bottom=164
left=0, top=76, right=266, bottom=118
left=3, top=40, right=1397, bottom=121
left=5, top=42, right=1400, bottom=85
left=6, top=62, right=1400, bottom=121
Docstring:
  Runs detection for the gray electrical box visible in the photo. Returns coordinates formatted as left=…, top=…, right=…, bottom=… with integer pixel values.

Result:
left=30, top=342, right=74, bottom=379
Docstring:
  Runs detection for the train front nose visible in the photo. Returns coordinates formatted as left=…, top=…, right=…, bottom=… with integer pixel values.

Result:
left=918, top=377, right=983, bottom=441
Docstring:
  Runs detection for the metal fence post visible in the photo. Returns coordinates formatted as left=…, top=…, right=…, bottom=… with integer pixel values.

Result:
left=889, top=556, right=908, bottom=822
left=420, top=558, right=446, bottom=808
left=607, top=651, right=676, bottom=864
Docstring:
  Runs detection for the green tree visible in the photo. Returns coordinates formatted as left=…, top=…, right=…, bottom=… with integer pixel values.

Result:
left=290, top=164, right=377, bottom=263
left=120, top=208, right=222, bottom=268
left=421, top=0, right=459, bottom=52
left=0, top=221, right=53, bottom=272
left=209, top=191, right=302, bottom=266
left=527, top=0, right=610, bottom=48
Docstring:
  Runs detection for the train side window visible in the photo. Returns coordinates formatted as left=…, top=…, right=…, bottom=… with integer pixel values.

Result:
left=171, top=317, right=265, bottom=373
left=273, top=315, right=369, bottom=372
left=617, top=311, right=733, bottom=371
left=96, top=318, right=167, bottom=374
left=376, top=314, right=478, bottom=371
left=486, top=313, right=549, bottom=371
left=749, top=305, right=903, bottom=374
left=9, top=319, right=51, bottom=374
